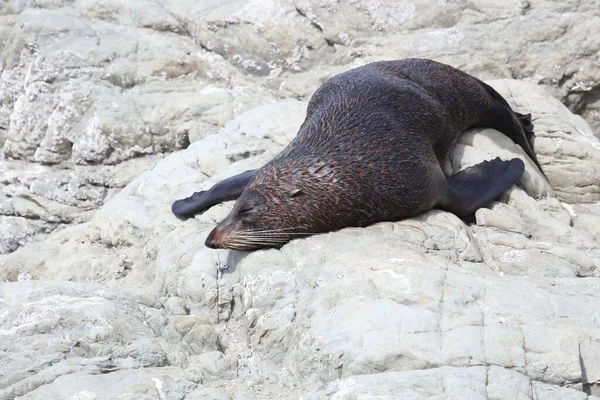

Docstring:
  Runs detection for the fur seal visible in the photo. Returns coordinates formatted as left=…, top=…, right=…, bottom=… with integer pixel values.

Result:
left=173, top=58, right=543, bottom=251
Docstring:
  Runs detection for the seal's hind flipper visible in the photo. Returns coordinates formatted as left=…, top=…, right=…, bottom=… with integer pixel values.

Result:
left=473, top=77, right=542, bottom=175
left=515, top=112, right=532, bottom=127
left=441, top=157, right=524, bottom=217
left=172, top=169, right=256, bottom=217
left=514, top=112, right=534, bottom=139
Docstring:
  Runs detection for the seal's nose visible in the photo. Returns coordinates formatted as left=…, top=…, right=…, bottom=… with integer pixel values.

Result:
left=205, top=228, right=220, bottom=249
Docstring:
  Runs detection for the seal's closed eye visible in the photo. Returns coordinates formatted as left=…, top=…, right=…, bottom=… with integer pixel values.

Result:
left=237, top=205, right=254, bottom=214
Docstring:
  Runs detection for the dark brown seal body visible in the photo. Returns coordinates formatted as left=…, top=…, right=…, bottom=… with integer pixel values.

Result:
left=173, top=58, right=542, bottom=250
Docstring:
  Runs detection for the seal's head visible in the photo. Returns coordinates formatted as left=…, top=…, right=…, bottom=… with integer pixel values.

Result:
left=204, top=187, right=306, bottom=251
left=204, top=157, right=361, bottom=251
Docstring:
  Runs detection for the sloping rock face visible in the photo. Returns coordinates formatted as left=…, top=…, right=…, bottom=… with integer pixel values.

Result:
left=1, top=81, right=600, bottom=399
left=1, top=0, right=599, bottom=253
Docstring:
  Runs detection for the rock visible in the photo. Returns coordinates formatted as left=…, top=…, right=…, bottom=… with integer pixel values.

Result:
left=2, top=80, right=600, bottom=398
left=487, top=366, right=532, bottom=400
left=185, top=387, right=233, bottom=400
left=1, top=0, right=600, bottom=397
left=0, top=281, right=173, bottom=399
left=531, top=382, right=588, bottom=400
left=163, top=0, right=332, bottom=76
left=572, top=204, right=600, bottom=243
left=312, top=367, right=490, bottom=399
left=16, top=368, right=198, bottom=400
left=0, top=5, right=276, bottom=253
left=0, top=215, right=58, bottom=254
left=0, top=155, right=164, bottom=254
left=580, top=335, right=600, bottom=396
left=1, top=0, right=599, bottom=253
left=188, top=351, right=238, bottom=382
left=165, top=316, right=222, bottom=355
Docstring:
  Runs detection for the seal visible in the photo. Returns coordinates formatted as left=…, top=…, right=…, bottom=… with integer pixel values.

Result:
left=172, top=58, right=544, bottom=251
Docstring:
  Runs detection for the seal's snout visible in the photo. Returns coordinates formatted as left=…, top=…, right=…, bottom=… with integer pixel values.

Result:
left=205, top=225, right=224, bottom=249
left=205, top=218, right=240, bottom=249
left=204, top=232, right=218, bottom=249
left=205, top=217, right=263, bottom=251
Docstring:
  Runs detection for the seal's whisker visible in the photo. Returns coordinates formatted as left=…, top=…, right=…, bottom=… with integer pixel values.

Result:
left=248, top=225, right=306, bottom=232
left=241, top=230, right=310, bottom=236
left=240, top=233, right=315, bottom=239
left=232, top=236, right=287, bottom=244
left=227, top=239, right=278, bottom=249
left=243, top=234, right=300, bottom=240
left=236, top=237, right=289, bottom=245
left=239, top=238, right=312, bottom=245
left=244, top=226, right=310, bottom=233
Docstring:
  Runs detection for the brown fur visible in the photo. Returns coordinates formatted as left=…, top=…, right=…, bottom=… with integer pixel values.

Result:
left=205, top=59, right=540, bottom=250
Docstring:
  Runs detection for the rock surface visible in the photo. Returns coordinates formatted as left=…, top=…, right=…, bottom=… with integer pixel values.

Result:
left=1, top=80, right=600, bottom=398
left=1, top=0, right=599, bottom=253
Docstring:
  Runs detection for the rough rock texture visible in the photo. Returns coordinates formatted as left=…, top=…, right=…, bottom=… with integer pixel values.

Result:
left=1, top=81, right=600, bottom=398
left=0, top=2, right=277, bottom=253
left=1, top=0, right=599, bottom=253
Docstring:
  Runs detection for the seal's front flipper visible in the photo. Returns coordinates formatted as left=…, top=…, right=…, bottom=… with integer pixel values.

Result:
left=439, top=157, right=524, bottom=217
left=172, top=169, right=257, bottom=217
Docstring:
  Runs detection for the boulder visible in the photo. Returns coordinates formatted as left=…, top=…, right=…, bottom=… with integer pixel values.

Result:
left=1, top=0, right=599, bottom=253
left=2, top=81, right=600, bottom=398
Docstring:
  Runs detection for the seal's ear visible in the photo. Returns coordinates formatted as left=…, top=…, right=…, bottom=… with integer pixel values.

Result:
left=289, top=188, right=303, bottom=198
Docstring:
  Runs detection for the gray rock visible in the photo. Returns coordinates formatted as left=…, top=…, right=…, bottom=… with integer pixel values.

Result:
left=581, top=335, right=600, bottom=396
left=572, top=204, right=600, bottom=243
left=312, top=367, right=490, bottom=399
left=1, top=0, right=600, bottom=397
left=1, top=0, right=600, bottom=255
left=185, top=387, right=233, bottom=400
left=0, top=5, right=276, bottom=253
left=17, top=368, right=198, bottom=400
left=0, top=155, right=163, bottom=254
left=2, top=81, right=600, bottom=398
left=487, top=366, right=532, bottom=400
left=531, top=382, right=588, bottom=400
left=164, top=316, right=222, bottom=355
left=0, top=281, right=175, bottom=399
